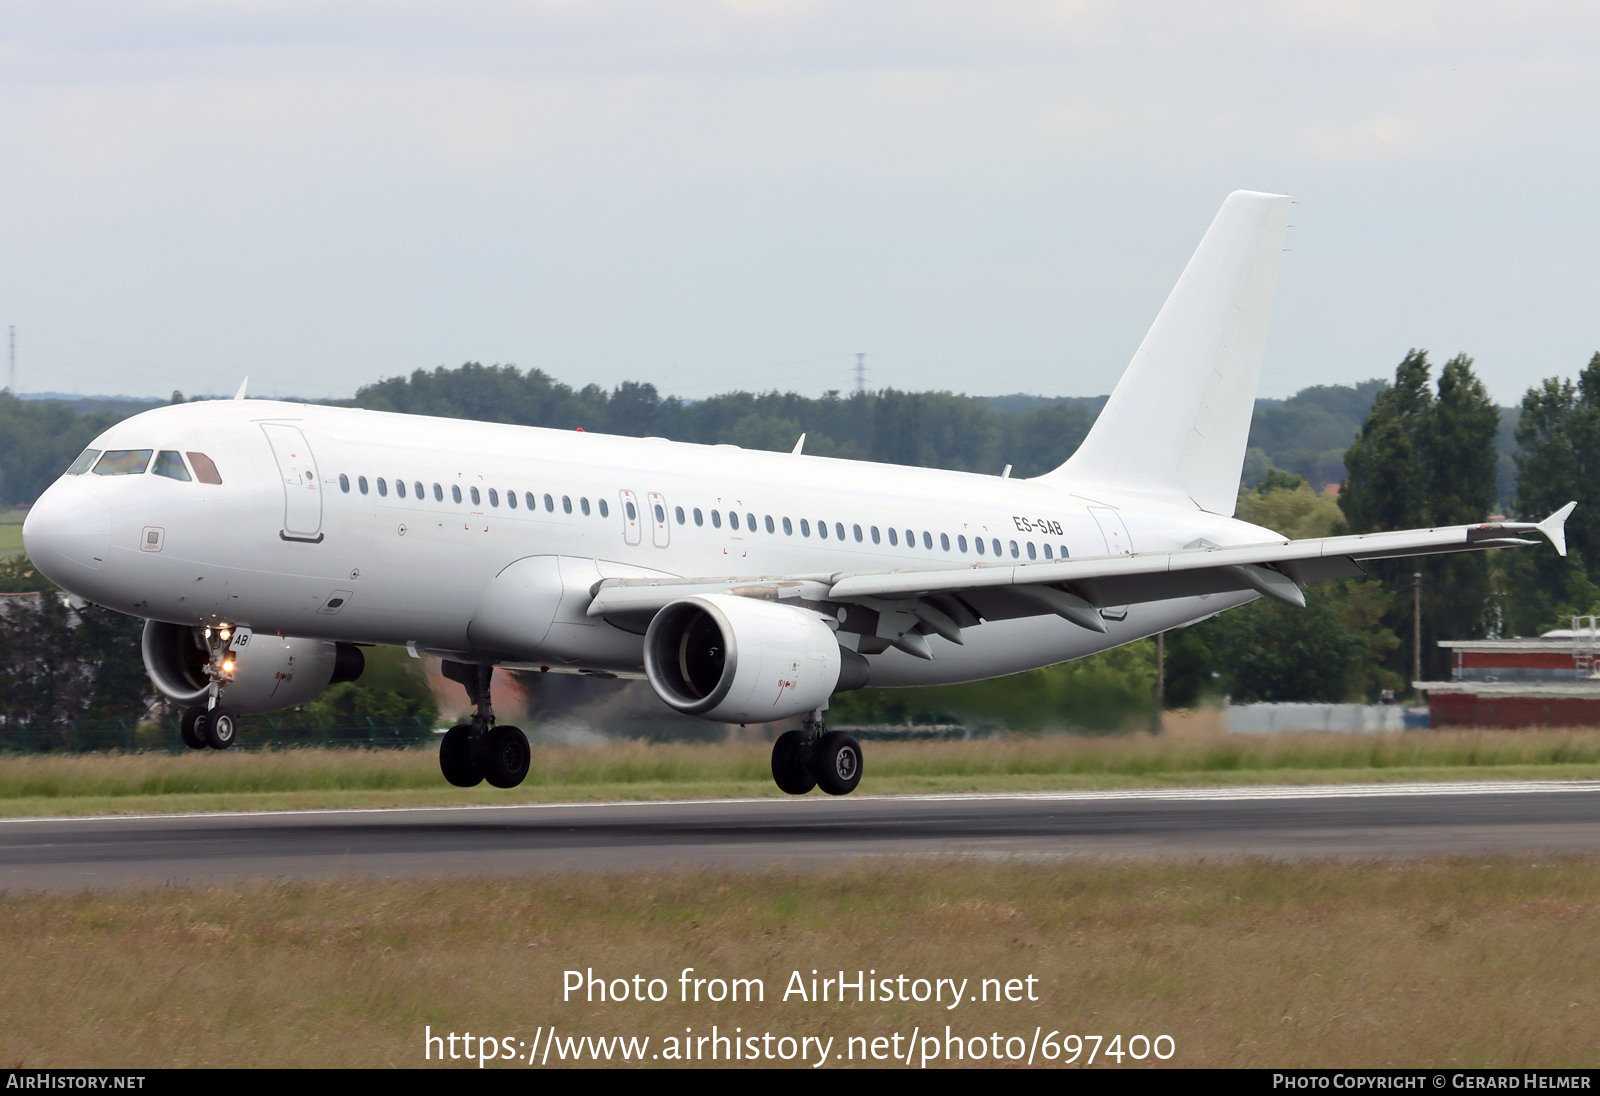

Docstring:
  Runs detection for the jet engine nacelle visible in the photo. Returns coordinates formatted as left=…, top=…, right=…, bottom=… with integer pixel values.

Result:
left=643, top=594, right=868, bottom=724
left=141, top=620, right=365, bottom=714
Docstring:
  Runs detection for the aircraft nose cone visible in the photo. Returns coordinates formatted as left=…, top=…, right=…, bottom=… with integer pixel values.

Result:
left=22, top=487, right=112, bottom=584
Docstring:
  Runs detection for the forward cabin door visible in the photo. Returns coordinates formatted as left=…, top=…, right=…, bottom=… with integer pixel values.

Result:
left=261, top=423, right=324, bottom=543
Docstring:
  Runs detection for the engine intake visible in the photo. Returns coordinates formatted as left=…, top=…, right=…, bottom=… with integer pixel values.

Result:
left=141, top=620, right=365, bottom=714
left=643, top=594, right=867, bottom=724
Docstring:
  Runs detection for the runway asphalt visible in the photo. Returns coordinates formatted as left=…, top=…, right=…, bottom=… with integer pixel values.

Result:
left=3, top=780, right=1600, bottom=891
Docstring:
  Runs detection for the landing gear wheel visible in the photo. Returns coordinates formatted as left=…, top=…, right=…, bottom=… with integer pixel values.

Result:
left=815, top=731, right=862, bottom=796
left=771, top=729, right=818, bottom=795
left=180, top=708, right=209, bottom=750
left=204, top=707, right=239, bottom=750
left=484, top=725, right=531, bottom=789
left=439, top=724, right=483, bottom=788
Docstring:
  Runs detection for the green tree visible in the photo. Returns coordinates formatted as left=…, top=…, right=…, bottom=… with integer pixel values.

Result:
left=1503, top=352, right=1600, bottom=634
left=1339, top=351, right=1500, bottom=682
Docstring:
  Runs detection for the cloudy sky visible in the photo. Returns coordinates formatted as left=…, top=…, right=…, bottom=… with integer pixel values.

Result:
left=3, top=1, right=1598, bottom=405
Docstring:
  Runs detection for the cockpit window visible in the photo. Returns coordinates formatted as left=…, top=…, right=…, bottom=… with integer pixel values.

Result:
left=92, top=449, right=153, bottom=476
left=186, top=452, right=223, bottom=485
left=152, top=451, right=192, bottom=482
left=66, top=449, right=101, bottom=475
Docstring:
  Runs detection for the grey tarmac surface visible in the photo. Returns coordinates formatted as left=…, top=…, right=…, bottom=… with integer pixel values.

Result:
left=3, top=780, right=1600, bottom=891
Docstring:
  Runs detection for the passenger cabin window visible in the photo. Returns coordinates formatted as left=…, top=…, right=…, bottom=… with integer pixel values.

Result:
left=957, top=535, right=968, bottom=553
left=921, top=531, right=930, bottom=549
left=488, top=488, right=498, bottom=507
left=599, top=499, right=610, bottom=518
left=451, top=485, right=462, bottom=503
left=675, top=506, right=686, bottom=524
left=93, top=449, right=153, bottom=476
left=888, top=528, right=897, bottom=546
left=508, top=491, right=518, bottom=510
left=727, top=511, right=738, bottom=530
left=975, top=538, right=985, bottom=555
left=817, top=520, right=826, bottom=539
left=1043, top=544, right=1053, bottom=559
left=764, top=515, right=774, bottom=533
left=186, top=452, right=222, bottom=485
left=693, top=508, right=704, bottom=526
left=1027, top=542, right=1037, bottom=560
left=870, top=526, right=880, bottom=544
left=153, top=451, right=191, bottom=482
left=434, top=483, right=444, bottom=502
left=396, top=480, right=407, bottom=499
left=853, top=524, right=863, bottom=543
left=359, top=476, right=370, bottom=495
left=414, top=481, right=424, bottom=499
left=562, top=496, right=572, bottom=514
left=470, top=486, right=480, bottom=506
left=782, top=517, right=793, bottom=535
left=582, top=498, right=592, bottom=516
left=339, top=473, right=350, bottom=493
left=524, top=491, right=535, bottom=510
left=377, top=478, right=388, bottom=497
left=544, top=493, right=554, bottom=511
left=66, top=449, right=100, bottom=475
left=834, top=522, right=845, bottom=541
left=712, top=510, right=722, bottom=529
left=800, top=519, right=810, bottom=537
left=940, top=533, right=950, bottom=551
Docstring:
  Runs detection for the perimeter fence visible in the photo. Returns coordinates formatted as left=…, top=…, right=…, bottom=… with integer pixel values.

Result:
left=1, top=713, right=437, bottom=755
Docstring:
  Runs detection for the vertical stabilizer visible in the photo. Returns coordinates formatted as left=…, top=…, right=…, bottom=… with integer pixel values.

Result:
left=1040, top=190, right=1290, bottom=516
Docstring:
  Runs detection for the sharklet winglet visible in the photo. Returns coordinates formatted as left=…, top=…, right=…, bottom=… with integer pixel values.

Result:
left=233, top=378, right=250, bottom=401
left=1538, top=501, right=1577, bottom=557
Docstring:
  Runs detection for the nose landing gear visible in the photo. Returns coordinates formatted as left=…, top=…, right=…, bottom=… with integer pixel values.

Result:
left=439, top=660, right=530, bottom=789
left=771, top=712, right=862, bottom=796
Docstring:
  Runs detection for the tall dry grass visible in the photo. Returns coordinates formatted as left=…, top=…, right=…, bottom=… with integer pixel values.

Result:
left=3, top=725, right=1600, bottom=813
left=2, top=855, right=1596, bottom=1068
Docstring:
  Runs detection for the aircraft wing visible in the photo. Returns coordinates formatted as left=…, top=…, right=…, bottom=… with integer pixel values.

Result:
left=586, top=504, right=1574, bottom=651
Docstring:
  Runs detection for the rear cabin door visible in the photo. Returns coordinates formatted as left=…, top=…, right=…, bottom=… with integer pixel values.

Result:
left=1088, top=506, right=1132, bottom=621
left=261, top=423, right=324, bottom=542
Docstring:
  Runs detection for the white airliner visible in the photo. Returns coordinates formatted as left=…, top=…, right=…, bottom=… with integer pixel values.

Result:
left=21, top=191, right=1574, bottom=795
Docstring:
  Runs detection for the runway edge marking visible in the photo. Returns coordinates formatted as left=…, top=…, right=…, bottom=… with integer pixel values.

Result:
left=3, top=779, right=1599, bottom=826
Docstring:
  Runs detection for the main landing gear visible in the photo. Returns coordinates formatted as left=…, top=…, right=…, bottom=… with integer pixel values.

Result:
left=771, top=712, right=863, bottom=796
left=438, top=661, right=531, bottom=790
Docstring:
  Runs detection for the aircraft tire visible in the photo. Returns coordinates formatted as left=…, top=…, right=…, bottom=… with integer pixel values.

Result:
left=815, top=731, right=862, bottom=796
left=771, top=729, right=818, bottom=795
left=205, top=707, right=239, bottom=750
left=439, top=725, right=483, bottom=788
left=179, top=708, right=209, bottom=750
left=484, top=725, right=531, bottom=789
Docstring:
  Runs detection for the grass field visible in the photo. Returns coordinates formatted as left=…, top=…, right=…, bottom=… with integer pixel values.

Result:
left=3, top=855, right=1596, bottom=1068
left=0, top=519, right=22, bottom=556
left=4, top=724, right=1600, bottom=816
